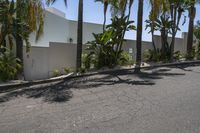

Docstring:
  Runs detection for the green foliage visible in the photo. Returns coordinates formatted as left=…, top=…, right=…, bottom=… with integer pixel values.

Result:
left=194, top=21, right=200, bottom=40
left=0, top=0, right=44, bottom=52
left=86, top=15, right=135, bottom=69
left=78, top=67, right=86, bottom=74
left=143, top=48, right=183, bottom=62
left=193, top=21, right=200, bottom=60
left=185, top=46, right=196, bottom=60
left=0, top=49, right=21, bottom=81
left=146, top=15, right=173, bottom=61
left=86, top=31, right=116, bottom=69
left=146, top=1, right=187, bottom=61
left=82, top=53, right=92, bottom=70
left=53, top=69, right=61, bottom=77
left=144, top=49, right=162, bottom=62
left=118, top=52, right=134, bottom=66
left=195, top=42, right=200, bottom=60
left=173, top=51, right=184, bottom=61
left=64, top=67, right=71, bottom=74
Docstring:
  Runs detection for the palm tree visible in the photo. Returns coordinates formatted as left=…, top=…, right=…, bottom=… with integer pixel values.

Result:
left=95, top=0, right=109, bottom=31
left=0, top=0, right=44, bottom=79
left=46, top=0, right=67, bottom=6
left=146, top=0, right=164, bottom=52
left=76, top=0, right=83, bottom=72
left=134, top=0, right=143, bottom=73
left=15, top=0, right=44, bottom=79
left=168, top=0, right=185, bottom=61
left=186, top=0, right=200, bottom=58
left=96, top=0, right=134, bottom=60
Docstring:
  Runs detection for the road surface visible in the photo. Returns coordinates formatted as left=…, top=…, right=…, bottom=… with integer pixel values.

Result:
left=0, top=65, right=200, bottom=133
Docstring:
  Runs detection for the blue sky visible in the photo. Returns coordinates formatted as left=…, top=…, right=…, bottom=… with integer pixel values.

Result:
left=46, top=0, right=200, bottom=41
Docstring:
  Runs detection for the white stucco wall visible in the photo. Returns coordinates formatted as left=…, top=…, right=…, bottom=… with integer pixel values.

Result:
left=24, top=9, right=190, bottom=80
left=68, top=20, right=103, bottom=44
left=23, top=43, right=77, bottom=80
left=29, top=11, right=70, bottom=47
left=29, top=10, right=103, bottom=47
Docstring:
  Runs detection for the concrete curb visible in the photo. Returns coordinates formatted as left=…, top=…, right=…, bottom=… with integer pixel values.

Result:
left=1, top=60, right=200, bottom=93
left=0, top=73, right=74, bottom=93
left=70, top=60, right=200, bottom=79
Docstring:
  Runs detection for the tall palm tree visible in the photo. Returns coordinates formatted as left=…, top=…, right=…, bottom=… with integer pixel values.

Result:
left=16, top=0, right=44, bottom=79
left=134, top=0, right=143, bottom=73
left=0, top=0, right=44, bottom=79
left=47, top=0, right=83, bottom=72
left=76, top=0, right=83, bottom=71
left=168, top=0, right=185, bottom=61
left=46, top=0, right=67, bottom=6
left=147, top=0, right=164, bottom=51
left=187, top=0, right=200, bottom=57
left=96, top=0, right=134, bottom=59
left=95, top=0, right=109, bottom=31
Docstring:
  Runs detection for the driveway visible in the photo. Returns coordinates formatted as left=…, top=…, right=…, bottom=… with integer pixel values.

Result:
left=0, top=65, right=200, bottom=133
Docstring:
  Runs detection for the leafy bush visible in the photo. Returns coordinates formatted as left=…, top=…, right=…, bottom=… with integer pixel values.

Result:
left=143, top=48, right=185, bottom=62
left=53, top=69, right=61, bottom=77
left=82, top=53, right=92, bottom=70
left=144, top=49, right=162, bottom=62
left=194, top=21, right=200, bottom=60
left=118, top=52, right=134, bottom=66
left=184, top=46, right=196, bottom=60
left=64, top=67, right=72, bottom=74
left=78, top=67, right=86, bottom=74
left=173, top=51, right=184, bottom=61
left=86, top=15, right=135, bottom=69
left=0, top=50, right=21, bottom=81
left=195, top=42, right=200, bottom=60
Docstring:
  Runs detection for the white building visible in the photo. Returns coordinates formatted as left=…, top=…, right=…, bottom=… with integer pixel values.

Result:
left=23, top=8, right=188, bottom=80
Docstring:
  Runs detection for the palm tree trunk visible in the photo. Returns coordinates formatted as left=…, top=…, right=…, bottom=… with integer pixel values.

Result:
left=103, top=13, right=106, bottom=31
left=103, top=1, right=108, bottom=31
left=76, top=0, right=83, bottom=72
left=119, top=0, right=131, bottom=52
left=170, top=7, right=177, bottom=61
left=161, top=28, right=168, bottom=59
left=151, top=30, right=156, bottom=51
left=16, top=0, right=24, bottom=79
left=16, top=35, right=23, bottom=67
left=134, top=0, right=143, bottom=73
left=187, top=4, right=195, bottom=57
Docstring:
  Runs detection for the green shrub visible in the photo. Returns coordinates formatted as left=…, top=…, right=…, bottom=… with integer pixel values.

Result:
left=0, top=50, right=21, bottom=81
left=78, top=67, right=86, bottom=74
left=195, top=42, right=200, bottom=60
left=144, top=49, right=153, bottom=62
left=144, top=49, right=162, bottom=62
left=173, top=51, right=184, bottom=61
left=86, top=15, right=135, bottom=69
left=64, top=67, right=71, bottom=74
left=185, top=46, right=196, bottom=60
left=82, top=53, right=92, bottom=70
left=118, top=52, right=134, bottom=66
left=53, top=69, right=61, bottom=77
left=194, top=21, right=200, bottom=60
left=143, top=49, right=184, bottom=62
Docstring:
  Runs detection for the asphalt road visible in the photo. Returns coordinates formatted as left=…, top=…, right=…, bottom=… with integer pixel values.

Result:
left=0, top=65, right=200, bottom=133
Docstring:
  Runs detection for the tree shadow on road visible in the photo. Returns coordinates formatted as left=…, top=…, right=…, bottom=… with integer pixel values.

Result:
left=175, top=64, right=200, bottom=73
left=66, top=68, right=185, bottom=89
left=0, top=67, right=185, bottom=104
left=0, top=81, right=73, bottom=103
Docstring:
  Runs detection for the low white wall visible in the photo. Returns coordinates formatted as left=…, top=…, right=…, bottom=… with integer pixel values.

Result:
left=24, top=32, right=188, bottom=80
left=24, top=10, right=190, bottom=80
left=23, top=43, right=77, bottom=80
left=23, top=47, right=49, bottom=80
